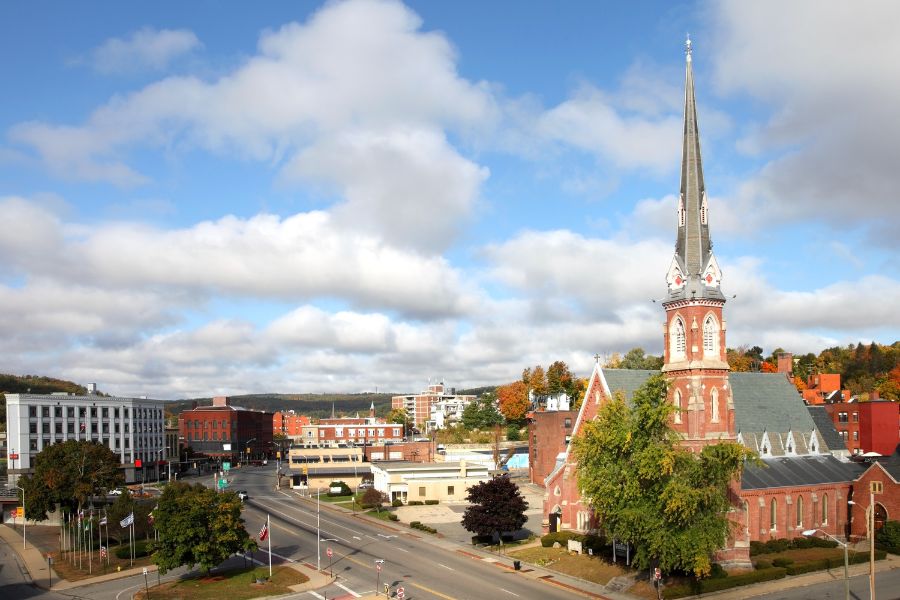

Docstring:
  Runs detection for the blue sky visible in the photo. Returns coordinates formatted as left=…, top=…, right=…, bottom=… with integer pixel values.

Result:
left=1, top=0, right=898, bottom=399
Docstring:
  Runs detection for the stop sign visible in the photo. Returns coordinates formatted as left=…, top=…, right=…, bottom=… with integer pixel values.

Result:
left=397, top=586, right=405, bottom=599
left=376, top=563, right=382, bottom=572
left=327, top=547, right=333, bottom=558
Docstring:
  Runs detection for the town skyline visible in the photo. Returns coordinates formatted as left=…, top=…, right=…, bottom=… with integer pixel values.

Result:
left=1, top=0, right=899, bottom=400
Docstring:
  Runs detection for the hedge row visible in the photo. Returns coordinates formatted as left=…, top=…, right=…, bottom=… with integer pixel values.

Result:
left=424, top=499, right=439, bottom=505
left=407, top=500, right=424, bottom=506
left=410, top=521, right=437, bottom=534
left=540, top=531, right=607, bottom=552
left=750, top=536, right=838, bottom=556
left=663, top=567, right=788, bottom=598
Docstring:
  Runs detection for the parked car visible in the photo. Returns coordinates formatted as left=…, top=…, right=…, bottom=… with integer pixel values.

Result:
left=238, top=490, right=248, bottom=501
left=108, top=488, right=125, bottom=496
left=358, top=481, right=374, bottom=490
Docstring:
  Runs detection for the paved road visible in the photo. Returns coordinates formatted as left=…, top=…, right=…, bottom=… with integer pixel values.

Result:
left=746, top=568, right=900, bottom=600
left=230, top=465, right=585, bottom=600
left=0, top=531, right=69, bottom=600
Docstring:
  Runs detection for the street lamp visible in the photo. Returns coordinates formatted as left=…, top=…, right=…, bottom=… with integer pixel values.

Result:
left=14, top=485, right=25, bottom=549
left=243, top=438, right=257, bottom=466
left=802, top=529, right=849, bottom=600
left=156, top=449, right=164, bottom=482
left=849, top=497, right=877, bottom=600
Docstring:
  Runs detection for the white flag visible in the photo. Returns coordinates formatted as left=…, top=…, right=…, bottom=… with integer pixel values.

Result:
left=120, top=512, right=134, bottom=528
left=99, top=516, right=108, bottom=526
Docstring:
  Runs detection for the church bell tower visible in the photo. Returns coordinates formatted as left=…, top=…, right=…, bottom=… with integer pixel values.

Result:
left=661, top=37, right=735, bottom=450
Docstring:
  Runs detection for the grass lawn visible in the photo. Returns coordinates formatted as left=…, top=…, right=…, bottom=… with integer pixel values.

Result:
left=318, top=494, right=353, bottom=503
left=507, top=546, right=628, bottom=585
left=51, top=545, right=155, bottom=582
left=134, top=565, right=308, bottom=600
left=366, top=508, right=397, bottom=522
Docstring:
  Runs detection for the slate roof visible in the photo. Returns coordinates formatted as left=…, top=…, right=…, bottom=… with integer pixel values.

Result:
left=741, top=455, right=866, bottom=490
left=729, top=372, right=817, bottom=435
left=603, top=369, right=657, bottom=401
left=807, top=406, right=847, bottom=453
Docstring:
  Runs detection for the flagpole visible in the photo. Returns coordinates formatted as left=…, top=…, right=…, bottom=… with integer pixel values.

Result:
left=89, top=514, right=93, bottom=575
left=268, top=514, right=272, bottom=578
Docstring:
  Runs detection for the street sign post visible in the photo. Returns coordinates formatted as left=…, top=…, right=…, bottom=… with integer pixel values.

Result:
left=374, top=559, right=384, bottom=595
left=327, top=547, right=333, bottom=576
left=223, top=462, right=231, bottom=471
left=397, top=585, right=405, bottom=599
left=218, top=478, right=227, bottom=490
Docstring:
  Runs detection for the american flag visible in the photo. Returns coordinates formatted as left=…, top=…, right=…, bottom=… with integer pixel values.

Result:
left=258, top=521, right=268, bottom=541
left=99, top=546, right=107, bottom=558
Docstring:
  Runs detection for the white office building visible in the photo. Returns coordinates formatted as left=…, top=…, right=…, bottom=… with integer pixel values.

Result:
left=5, top=389, right=168, bottom=484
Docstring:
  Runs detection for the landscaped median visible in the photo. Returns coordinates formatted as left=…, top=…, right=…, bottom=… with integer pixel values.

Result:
left=132, top=565, right=309, bottom=600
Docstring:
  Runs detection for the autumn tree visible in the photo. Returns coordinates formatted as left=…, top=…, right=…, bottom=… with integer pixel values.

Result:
left=150, top=482, right=256, bottom=574
left=522, top=365, right=547, bottom=397
left=20, top=440, right=124, bottom=521
left=461, top=475, right=529, bottom=542
left=618, top=348, right=664, bottom=370
left=573, top=373, right=750, bottom=577
left=497, top=381, right=529, bottom=423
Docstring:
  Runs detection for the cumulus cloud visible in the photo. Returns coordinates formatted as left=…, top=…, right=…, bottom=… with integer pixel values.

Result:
left=710, top=0, right=900, bottom=241
left=88, top=27, right=201, bottom=74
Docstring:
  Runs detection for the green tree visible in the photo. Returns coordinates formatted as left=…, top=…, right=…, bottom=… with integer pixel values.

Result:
left=461, top=394, right=502, bottom=430
left=619, top=348, right=664, bottom=370
left=461, top=475, right=528, bottom=541
left=573, top=374, right=750, bottom=577
left=20, top=440, right=124, bottom=521
left=150, top=482, right=256, bottom=574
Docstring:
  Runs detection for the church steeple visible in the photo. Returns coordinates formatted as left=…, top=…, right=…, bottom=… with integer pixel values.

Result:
left=666, top=36, right=724, bottom=302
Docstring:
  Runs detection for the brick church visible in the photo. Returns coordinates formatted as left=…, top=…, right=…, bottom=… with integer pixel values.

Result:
left=540, top=39, right=897, bottom=568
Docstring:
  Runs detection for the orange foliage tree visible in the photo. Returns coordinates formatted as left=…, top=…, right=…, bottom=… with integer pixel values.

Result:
left=497, top=381, right=530, bottom=423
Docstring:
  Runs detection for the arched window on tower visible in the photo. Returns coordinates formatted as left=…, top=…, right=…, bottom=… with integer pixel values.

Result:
left=703, top=315, right=719, bottom=357
left=671, top=318, right=686, bottom=360
left=710, top=387, right=720, bottom=423
left=673, top=389, right=682, bottom=424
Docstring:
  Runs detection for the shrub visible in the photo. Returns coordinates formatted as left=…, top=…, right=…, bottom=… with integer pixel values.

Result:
left=361, top=488, right=387, bottom=510
left=790, top=537, right=812, bottom=549
left=540, top=531, right=581, bottom=548
left=772, top=558, right=794, bottom=568
left=749, top=541, right=766, bottom=556
left=388, top=514, right=399, bottom=521
left=581, top=534, right=608, bottom=555
left=785, top=559, right=830, bottom=575
left=754, top=559, right=772, bottom=570
left=115, top=541, right=149, bottom=559
left=327, top=481, right=351, bottom=497
left=410, top=521, right=421, bottom=528
left=407, top=500, right=424, bottom=506
left=764, top=538, right=791, bottom=553
left=424, top=499, right=439, bottom=505
left=410, top=521, right=437, bottom=534
left=472, top=534, right=493, bottom=545
left=506, top=425, right=522, bottom=442
left=876, top=520, right=900, bottom=554
left=392, top=498, right=403, bottom=507
left=662, top=568, right=787, bottom=599
left=708, top=563, right=728, bottom=579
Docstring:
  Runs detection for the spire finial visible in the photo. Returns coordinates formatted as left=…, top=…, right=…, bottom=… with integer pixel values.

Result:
left=685, top=34, right=692, bottom=62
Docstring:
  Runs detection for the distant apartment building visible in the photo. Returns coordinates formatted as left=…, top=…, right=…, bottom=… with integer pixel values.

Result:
left=5, top=386, right=167, bottom=484
left=803, top=373, right=851, bottom=405
left=178, top=396, right=273, bottom=462
left=392, top=382, right=475, bottom=431
left=273, top=410, right=311, bottom=439
left=824, top=399, right=900, bottom=456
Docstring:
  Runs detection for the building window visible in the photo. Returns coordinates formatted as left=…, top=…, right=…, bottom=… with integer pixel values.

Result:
left=42, top=422, right=50, bottom=434
left=822, top=494, right=828, bottom=525
left=102, top=407, right=108, bottom=418
left=673, top=390, right=682, bottom=424
left=55, top=422, right=62, bottom=434
left=703, top=315, right=718, bottom=355
left=671, top=318, right=686, bottom=359
left=796, top=496, right=803, bottom=528
left=42, top=406, right=49, bottom=418
left=743, top=500, right=750, bottom=532
left=852, top=412, right=859, bottom=423
left=840, top=430, right=848, bottom=440
left=419, top=487, right=426, bottom=497
left=67, top=407, right=74, bottom=418
left=564, top=418, right=572, bottom=428
left=838, top=412, right=848, bottom=423
left=29, top=406, right=37, bottom=417
left=853, top=431, right=859, bottom=441
left=67, top=423, right=74, bottom=434
left=54, top=407, right=62, bottom=418
left=80, top=407, right=86, bottom=418
left=770, top=499, right=777, bottom=530
left=448, top=486, right=455, bottom=495
left=114, top=408, right=120, bottom=418
left=710, top=387, right=720, bottom=423
left=90, top=407, right=97, bottom=418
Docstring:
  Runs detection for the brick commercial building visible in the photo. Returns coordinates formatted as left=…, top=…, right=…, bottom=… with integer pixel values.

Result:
left=528, top=408, right=576, bottom=486
left=824, top=400, right=900, bottom=456
left=273, top=411, right=311, bottom=439
left=392, top=382, right=475, bottom=432
left=178, top=396, right=272, bottom=463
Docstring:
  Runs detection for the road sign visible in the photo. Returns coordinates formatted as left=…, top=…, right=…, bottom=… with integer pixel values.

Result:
left=143, top=567, right=148, bottom=575
left=218, top=478, right=227, bottom=489
left=654, top=568, right=661, bottom=580
left=223, top=462, right=231, bottom=471
left=376, top=563, right=382, bottom=572
left=327, top=547, right=333, bottom=557
left=8, top=453, right=18, bottom=460
left=397, top=586, right=405, bottom=599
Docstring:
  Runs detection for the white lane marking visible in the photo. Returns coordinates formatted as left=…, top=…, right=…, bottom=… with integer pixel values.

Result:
left=499, top=588, right=520, bottom=597
left=307, top=592, right=326, bottom=599
left=438, top=563, right=454, bottom=570
left=353, top=536, right=362, bottom=540
left=336, top=582, right=362, bottom=597
left=392, top=546, right=409, bottom=553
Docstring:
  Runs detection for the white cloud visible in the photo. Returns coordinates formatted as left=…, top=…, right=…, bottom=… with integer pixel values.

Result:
left=710, top=0, right=900, bottom=239
left=89, top=27, right=201, bottom=74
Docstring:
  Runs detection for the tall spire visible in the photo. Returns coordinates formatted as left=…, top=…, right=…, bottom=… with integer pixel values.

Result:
left=666, top=36, right=724, bottom=302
